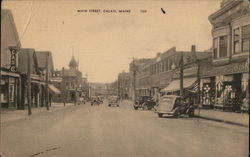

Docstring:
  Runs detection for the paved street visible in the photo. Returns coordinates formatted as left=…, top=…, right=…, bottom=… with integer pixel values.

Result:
left=1, top=100, right=249, bottom=157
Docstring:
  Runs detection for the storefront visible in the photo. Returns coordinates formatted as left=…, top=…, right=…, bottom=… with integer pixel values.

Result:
left=200, top=77, right=216, bottom=107
left=201, top=59, right=249, bottom=111
left=162, top=77, right=198, bottom=104
left=0, top=70, right=20, bottom=108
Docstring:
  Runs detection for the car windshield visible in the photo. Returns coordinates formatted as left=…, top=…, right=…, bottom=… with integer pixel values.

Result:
left=109, top=96, right=118, bottom=101
left=160, top=97, right=175, bottom=104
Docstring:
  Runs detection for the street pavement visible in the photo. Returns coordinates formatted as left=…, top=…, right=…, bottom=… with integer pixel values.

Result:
left=0, top=100, right=249, bottom=157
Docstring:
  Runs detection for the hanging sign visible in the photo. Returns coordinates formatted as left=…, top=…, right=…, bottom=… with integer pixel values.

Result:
left=9, top=47, right=18, bottom=72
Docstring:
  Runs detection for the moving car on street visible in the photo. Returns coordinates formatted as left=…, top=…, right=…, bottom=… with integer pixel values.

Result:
left=108, top=96, right=119, bottom=107
left=133, top=96, right=156, bottom=110
left=155, top=95, right=195, bottom=118
left=91, top=96, right=100, bottom=106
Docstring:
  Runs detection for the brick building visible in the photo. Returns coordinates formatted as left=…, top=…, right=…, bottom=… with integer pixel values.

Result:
left=118, top=71, right=130, bottom=99
left=131, top=45, right=211, bottom=101
left=51, top=55, right=84, bottom=103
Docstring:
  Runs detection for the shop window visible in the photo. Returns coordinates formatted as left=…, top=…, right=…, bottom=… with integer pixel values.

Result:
left=219, top=36, right=228, bottom=58
left=213, top=38, right=218, bottom=59
left=233, top=28, right=240, bottom=53
left=242, top=25, right=250, bottom=52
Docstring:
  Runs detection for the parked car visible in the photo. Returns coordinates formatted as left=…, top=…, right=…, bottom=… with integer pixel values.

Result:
left=91, top=96, right=100, bottom=106
left=155, top=95, right=195, bottom=118
left=108, top=96, right=119, bottom=107
left=133, top=96, right=156, bottom=110
left=98, top=96, right=104, bottom=104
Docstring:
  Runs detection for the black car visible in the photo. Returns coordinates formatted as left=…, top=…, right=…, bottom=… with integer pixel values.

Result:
left=156, top=95, right=195, bottom=118
left=133, top=96, right=156, bottom=110
left=91, top=96, right=100, bottom=106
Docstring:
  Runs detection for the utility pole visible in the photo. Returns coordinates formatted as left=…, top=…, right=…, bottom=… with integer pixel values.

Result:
left=197, top=59, right=201, bottom=119
left=133, top=57, right=136, bottom=104
left=180, top=52, right=184, bottom=98
left=45, top=52, right=50, bottom=110
left=74, top=79, right=77, bottom=106
left=27, top=52, right=32, bottom=115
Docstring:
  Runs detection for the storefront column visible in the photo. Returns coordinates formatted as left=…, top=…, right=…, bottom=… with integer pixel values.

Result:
left=17, top=77, right=22, bottom=109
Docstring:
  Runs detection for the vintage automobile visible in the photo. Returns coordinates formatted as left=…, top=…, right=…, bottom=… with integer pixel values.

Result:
left=155, top=95, right=195, bottom=118
left=108, top=96, right=119, bottom=107
left=133, top=96, right=156, bottom=110
left=91, top=96, right=100, bottom=106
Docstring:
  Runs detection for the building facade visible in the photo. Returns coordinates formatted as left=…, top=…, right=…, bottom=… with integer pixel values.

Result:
left=1, top=9, right=22, bottom=108
left=51, top=56, right=84, bottom=103
left=118, top=71, right=130, bottom=99
left=200, top=0, right=250, bottom=110
left=130, top=45, right=211, bottom=102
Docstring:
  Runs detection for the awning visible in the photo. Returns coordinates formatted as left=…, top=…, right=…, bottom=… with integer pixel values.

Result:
left=1, top=70, right=20, bottom=77
left=48, top=84, right=61, bottom=94
left=162, top=77, right=197, bottom=92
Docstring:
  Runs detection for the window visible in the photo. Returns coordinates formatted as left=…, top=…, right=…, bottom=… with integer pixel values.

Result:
left=162, top=61, right=165, bottom=72
left=233, top=28, right=240, bottom=53
left=242, top=25, right=250, bottom=52
left=219, top=36, right=228, bottom=58
left=169, top=59, right=172, bottom=70
left=213, top=38, right=218, bottom=59
left=165, top=60, right=168, bottom=71
left=156, top=64, right=159, bottom=73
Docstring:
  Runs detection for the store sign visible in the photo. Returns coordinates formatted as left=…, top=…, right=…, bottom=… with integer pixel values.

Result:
left=203, top=61, right=248, bottom=77
left=9, top=48, right=18, bottom=72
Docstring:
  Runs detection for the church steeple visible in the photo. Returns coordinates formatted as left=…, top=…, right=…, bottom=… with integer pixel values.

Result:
left=69, top=53, right=78, bottom=69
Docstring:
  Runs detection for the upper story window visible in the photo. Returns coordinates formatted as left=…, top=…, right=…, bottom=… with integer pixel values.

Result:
left=219, top=36, right=228, bottom=58
left=242, top=24, right=250, bottom=52
left=233, top=28, right=240, bottom=53
left=165, top=60, right=168, bottom=71
left=213, top=36, right=228, bottom=59
left=213, top=38, right=218, bottom=59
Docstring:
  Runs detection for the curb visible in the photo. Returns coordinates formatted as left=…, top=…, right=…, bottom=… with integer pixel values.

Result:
left=194, top=115, right=249, bottom=127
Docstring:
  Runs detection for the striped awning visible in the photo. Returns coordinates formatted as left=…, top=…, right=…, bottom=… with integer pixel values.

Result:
left=48, top=84, right=61, bottom=94
left=162, top=77, right=197, bottom=92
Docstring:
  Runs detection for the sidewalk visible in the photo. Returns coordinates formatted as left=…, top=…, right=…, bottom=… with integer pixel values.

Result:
left=194, top=109, right=249, bottom=127
left=123, top=99, right=249, bottom=127
left=0, top=103, right=75, bottom=123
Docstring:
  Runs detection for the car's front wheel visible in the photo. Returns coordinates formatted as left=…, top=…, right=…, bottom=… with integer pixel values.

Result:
left=187, top=108, right=195, bottom=117
left=158, top=113, right=163, bottom=118
left=134, top=106, right=138, bottom=110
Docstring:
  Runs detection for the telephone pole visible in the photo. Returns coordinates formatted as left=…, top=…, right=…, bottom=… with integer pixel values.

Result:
left=197, top=59, right=201, bottom=119
left=133, top=57, right=136, bottom=104
left=180, top=52, right=184, bottom=98
left=45, top=52, right=50, bottom=110
left=27, top=52, right=32, bottom=115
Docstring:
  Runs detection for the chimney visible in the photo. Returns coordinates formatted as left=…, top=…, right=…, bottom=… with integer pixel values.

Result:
left=191, top=45, right=197, bottom=60
left=191, top=45, right=196, bottom=52
left=62, top=67, right=65, bottom=77
left=156, top=52, right=161, bottom=57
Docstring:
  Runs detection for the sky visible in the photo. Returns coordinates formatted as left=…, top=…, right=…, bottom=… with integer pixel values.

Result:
left=2, top=0, right=220, bottom=83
